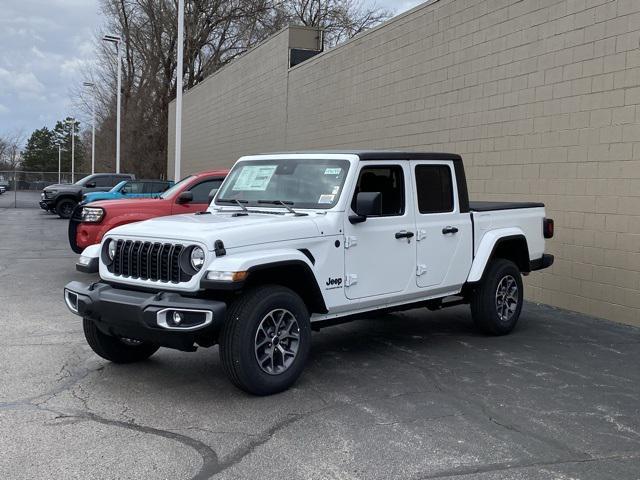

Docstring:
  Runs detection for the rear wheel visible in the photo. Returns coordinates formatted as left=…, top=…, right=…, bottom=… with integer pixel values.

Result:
left=56, top=198, right=77, bottom=219
left=83, top=318, right=159, bottom=363
left=471, top=258, right=523, bottom=335
left=219, top=285, right=311, bottom=395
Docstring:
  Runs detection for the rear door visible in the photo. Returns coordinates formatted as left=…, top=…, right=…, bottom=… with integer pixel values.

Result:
left=343, top=162, right=416, bottom=299
left=411, top=161, right=472, bottom=290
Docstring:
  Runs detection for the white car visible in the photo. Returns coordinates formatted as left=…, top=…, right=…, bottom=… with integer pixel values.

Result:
left=65, top=151, right=554, bottom=395
left=0, top=185, right=6, bottom=194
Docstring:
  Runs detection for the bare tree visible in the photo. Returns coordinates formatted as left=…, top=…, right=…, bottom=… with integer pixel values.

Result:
left=76, top=0, right=392, bottom=178
left=0, top=131, right=25, bottom=170
left=276, top=0, right=391, bottom=47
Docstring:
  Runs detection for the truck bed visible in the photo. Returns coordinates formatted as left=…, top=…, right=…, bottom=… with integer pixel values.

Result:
left=470, top=201, right=546, bottom=263
left=469, top=201, right=544, bottom=212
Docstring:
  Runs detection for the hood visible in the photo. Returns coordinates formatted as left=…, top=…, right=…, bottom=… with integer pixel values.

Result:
left=84, top=192, right=116, bottom=202
left=108, top=211, right=322, bottom=250
left=44, top=183, right=74, bottom=191
left=90, top=197, right=165, bottom=210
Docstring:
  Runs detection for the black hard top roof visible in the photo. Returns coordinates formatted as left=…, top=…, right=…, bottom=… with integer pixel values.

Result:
left=257, top=150, right=462, bottom=162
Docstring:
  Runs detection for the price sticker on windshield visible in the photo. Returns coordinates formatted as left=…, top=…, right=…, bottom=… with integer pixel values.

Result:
left=232, top=165, right=277, bottom=191
left=324, top=167, right=342, bottom=176
left=318, top=194, right=335, bottom=204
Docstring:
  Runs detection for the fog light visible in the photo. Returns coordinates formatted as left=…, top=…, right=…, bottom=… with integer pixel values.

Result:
left=157, top=308, right=213, bottom=330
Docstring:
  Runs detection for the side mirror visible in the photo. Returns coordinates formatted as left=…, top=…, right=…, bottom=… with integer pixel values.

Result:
left=177, top=191, right=193, bottom=204
left=207, top=188, right=219, bottom=204
left=349, top=191, right=381, bottom=224
left=86, top=181, right=96, bottom=188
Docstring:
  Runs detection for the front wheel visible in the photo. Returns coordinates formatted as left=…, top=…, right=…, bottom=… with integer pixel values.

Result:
left=471, top=258, right=523, bottom=335
left=219, top=285, right=311, bottom=395
left=56, top=198, right=77, bottom=219
left=83, top=319, right=159, bottom=363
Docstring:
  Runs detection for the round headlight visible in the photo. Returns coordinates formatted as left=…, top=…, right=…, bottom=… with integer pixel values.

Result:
left=190, top=246, right=205, bottom=271
left=108, top=240, right=116, bottom=261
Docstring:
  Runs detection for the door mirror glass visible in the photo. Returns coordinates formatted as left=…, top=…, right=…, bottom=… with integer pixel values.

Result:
left=207, top=188, right=219, bottom=204
left=177, top=191, right=193, bottom=204
left=349, top=191, right=381, bottom=224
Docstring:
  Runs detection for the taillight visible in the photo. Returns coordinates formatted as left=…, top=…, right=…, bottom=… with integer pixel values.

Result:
left=543, top=218, right=554, bottom=239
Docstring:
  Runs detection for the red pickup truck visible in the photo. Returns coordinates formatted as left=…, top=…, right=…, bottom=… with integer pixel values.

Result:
left=68, top=170, right=228, bottom=253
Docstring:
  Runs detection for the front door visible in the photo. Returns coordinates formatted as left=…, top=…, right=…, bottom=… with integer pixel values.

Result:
left=411, top=161, right=472, bottom=290
left=343, top=162, right=416, bottom=300
left=172, top=178, right=223, bottom=214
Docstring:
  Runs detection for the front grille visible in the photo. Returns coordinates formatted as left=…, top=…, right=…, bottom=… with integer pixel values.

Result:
left=109, top=240, right=190, bottom=283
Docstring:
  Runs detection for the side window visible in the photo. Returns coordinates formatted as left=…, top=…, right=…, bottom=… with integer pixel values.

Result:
left=415, top=165, right=454, bottom=214
left=142, top=182, right=159, bottom=194
left=189, top=179, right=223, bottom=203
left=124, top=182, right=144, bottom=194
left=94, top=175, right=115, bottom=187
left=351, top=165, right=404, bottom=216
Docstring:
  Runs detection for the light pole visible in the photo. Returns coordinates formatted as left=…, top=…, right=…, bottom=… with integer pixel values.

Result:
left=65, top=118, right=75, bottom=183
left=174, top=0, right=184, bottom=181
left=83, top=82, right=96, bottom=174
left=102, top=34, right=122, bottom=173
left=58, top=144, right=62, bottom=183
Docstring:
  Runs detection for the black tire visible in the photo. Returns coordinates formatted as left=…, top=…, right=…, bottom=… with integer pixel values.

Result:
left=56, top=198, right=77, bottom=219
left=219, top=285, right=311, bottom=395
left=471, top=258, right=523, bottom=335
left=83, top=318, right=159, bottom=363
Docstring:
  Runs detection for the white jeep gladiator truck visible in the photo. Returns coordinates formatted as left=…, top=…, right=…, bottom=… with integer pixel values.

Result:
left=64, top=151, right=554, bottom=395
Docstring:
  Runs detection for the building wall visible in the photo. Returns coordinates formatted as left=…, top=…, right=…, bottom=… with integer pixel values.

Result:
left=169, top=0, right=640, bottom=326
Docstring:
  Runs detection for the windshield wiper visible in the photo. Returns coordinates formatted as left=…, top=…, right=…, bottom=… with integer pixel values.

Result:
left=217, top=198, right=249, bottom=212
left=258, top=200, right=307, bottom=216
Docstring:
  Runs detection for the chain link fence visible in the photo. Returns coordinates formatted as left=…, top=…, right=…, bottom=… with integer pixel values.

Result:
left=0, top=171, right=90, bottom=209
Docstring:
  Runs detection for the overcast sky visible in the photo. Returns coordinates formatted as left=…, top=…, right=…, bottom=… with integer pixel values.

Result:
left=0, top=0, right=424, bottom=140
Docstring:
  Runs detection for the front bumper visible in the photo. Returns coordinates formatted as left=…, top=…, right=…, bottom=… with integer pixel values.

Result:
left=40, top=199, right=54, bottom=210
left=68, top=206, right=84, bottom=253
left=64, top=281, right=227, bottom=351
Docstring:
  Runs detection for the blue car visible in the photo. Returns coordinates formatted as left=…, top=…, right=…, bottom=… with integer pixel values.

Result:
left=82, top=180, right=173, bottom=204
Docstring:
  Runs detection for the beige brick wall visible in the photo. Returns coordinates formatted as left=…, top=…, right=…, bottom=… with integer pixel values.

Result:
left=170, top=0, right=640, bottom=326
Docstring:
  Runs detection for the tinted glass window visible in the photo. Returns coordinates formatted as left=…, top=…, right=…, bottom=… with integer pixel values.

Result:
left=123, top=182, right=144, bottom=194
left=190, top=179, right=223, bottom=203
left=415, top=165, right=454, bottom=213
left=142, top=182, right=165, bottom=193
left=351, top=166, right=404, bottom=216
left=94, top=175, right=116, bottom=187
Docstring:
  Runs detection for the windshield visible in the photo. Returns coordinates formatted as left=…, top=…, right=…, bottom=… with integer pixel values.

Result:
left=74, top=174, right=95, bottom=186
left=110, top=181, right=127, bottom=193
left=215, top=159, right=350, bottom=209
left=160, top=175, right=194, bottom=199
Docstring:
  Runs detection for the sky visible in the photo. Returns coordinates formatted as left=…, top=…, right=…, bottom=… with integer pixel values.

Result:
left=0, top=0, right=424, bottom=141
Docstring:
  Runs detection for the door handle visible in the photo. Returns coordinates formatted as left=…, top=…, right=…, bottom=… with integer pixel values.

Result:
left=395, top=230, right=415, bottom=239
left=442, top=226, right=459, bottom=235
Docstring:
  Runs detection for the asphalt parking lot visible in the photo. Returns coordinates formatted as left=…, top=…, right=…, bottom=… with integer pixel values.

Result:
left=1, top=207, right=639, bottom=480
left=0, top=190, right=42, bottom=209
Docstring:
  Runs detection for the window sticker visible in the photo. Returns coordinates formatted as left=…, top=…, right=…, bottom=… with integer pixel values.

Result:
left=318, top=194, right=335, bottom=204
left=331, top=186, right=340, bottom=195
left=324, top=167, right=342, bottom=175
left=232, top=165, right=277, bottom=191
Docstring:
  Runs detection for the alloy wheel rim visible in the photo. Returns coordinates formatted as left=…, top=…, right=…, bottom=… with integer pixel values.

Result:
left=61, top=203, right=74, bottom=216
left=495, top=275, right=518, bottom=322
left=254, top=308, right=300, bottom=375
